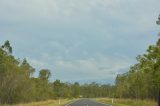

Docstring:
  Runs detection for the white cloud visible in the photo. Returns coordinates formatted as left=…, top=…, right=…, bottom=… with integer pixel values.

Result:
left=27, top=57, right=49, bottom=70
left=0, top=0, right=159, bottom=83
left=25, top=52, right=132, bottom=82
left=53, top=55, right=132, bottom=80
left=0, top=0, right=159, bottom=23
left=0, top=0, right=159, bottom=34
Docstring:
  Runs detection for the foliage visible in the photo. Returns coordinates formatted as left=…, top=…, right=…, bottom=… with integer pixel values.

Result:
left=0, top=40, right=114, bottom=104
left=0, top=41, right=53, bottom=104
left=3, top=99, right=75, bottom=106
left=0, top=14, right=160, bottom=104
left=114, top=14, right=160, bottom=100
left=96, top=98, right=157, bottom=106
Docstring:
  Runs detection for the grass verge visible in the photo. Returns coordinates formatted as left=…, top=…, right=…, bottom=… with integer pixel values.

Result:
left=2, top=99, right=76, bottom=106
left=95, top=98, right=157, bottom=106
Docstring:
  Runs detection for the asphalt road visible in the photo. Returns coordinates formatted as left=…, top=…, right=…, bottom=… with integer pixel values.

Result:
left=65, top=99, right=111, bottom=106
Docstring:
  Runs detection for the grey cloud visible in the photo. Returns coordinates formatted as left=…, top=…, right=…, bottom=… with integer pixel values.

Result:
left=0, top=0, right=159, bottom=83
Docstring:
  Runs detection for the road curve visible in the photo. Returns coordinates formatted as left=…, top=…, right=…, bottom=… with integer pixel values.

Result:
left=65, top=99, right=111, bottom=106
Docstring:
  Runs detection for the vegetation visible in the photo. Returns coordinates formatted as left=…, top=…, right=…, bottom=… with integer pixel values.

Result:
left=0, top=40, right=54, bottom=104
left=0, top=40, right=114, bottom=104
left=95, top=98, right=157, bottom=106
left=0, top=15, right=160, bottom=105
left=113, top=15, right=160, bottom=100
left=2, top=99, right=75, bottom=106
left=46, top=80, right=114, bottom=98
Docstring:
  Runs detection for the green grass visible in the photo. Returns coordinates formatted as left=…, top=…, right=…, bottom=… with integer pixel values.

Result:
left=2, top=99, right=76, bottom=106
left=95, top=98, right=157, bottom=106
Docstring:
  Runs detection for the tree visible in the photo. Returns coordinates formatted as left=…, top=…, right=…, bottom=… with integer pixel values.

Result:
left=156, top=14, right=160, bottom=25
left=39, top=69, right=51, bottom=80
left=1, top=40, right=12, bottom=55
left=20, top=58, right=35, bottom=77
left=52, top=80, right=62, bottom=98
left=72, top=82, right=80, bottom=98
left=156, top=14, right=160, bottom=106
left=0, top=40, right=54, bottom=104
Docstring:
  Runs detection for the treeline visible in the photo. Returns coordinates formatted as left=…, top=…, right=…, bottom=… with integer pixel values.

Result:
left=0, top=40, right=113, bottom=104
left=114, top=16, right=160, bottom=100
left=52, top=80, right=114, bottom=98
left=1, top=15, right=159, bottom=104
left=0, top=40, right=54, bottom=104
left=114, top=39, right=160, bottom=99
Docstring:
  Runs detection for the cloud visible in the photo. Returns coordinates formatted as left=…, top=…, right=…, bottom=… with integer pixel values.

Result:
left=26, top=52, right=132, bottom=83
left=0, top=0, right=159, bottom=26
left=0, top=0, right=159, bottom=83
left=52, top=54, right=132, bottom=81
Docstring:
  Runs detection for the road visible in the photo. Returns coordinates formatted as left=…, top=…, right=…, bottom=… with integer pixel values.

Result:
left=65, top=99, right=111, bottom=106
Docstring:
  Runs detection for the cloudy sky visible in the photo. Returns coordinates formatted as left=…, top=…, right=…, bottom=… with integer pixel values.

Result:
left=0, top=0, right=160, bottom=84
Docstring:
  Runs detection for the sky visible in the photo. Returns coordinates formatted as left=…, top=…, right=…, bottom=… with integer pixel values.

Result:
left=0, top=0, right=160, bottom=84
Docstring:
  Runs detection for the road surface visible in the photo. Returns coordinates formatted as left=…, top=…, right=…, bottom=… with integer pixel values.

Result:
left=65, top=99, right=111, bottom=106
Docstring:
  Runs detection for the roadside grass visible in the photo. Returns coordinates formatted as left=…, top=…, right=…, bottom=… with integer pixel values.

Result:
left=2, top=99, right=76, bottom=106
left=95, top=98, right=157, bottom=106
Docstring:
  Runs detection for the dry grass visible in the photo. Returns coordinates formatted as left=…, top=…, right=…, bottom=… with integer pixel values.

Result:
left=95, top=98, right=157, bottom=106
left=2, top=99, right=75, bottom=106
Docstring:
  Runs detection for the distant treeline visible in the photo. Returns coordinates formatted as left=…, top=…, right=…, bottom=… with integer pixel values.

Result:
left=0, top=40, right=114, bottom=104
